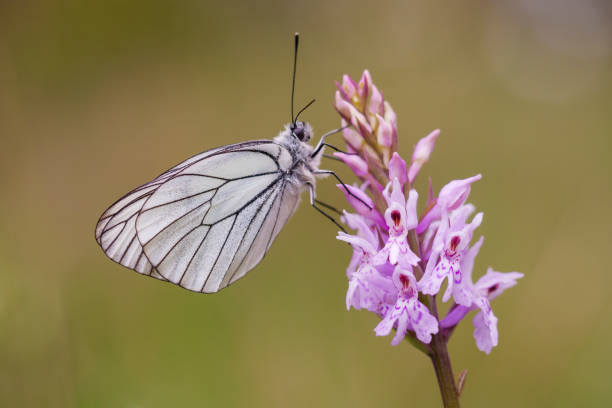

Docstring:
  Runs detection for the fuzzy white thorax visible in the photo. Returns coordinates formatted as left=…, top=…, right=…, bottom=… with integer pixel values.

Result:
left=274, top=122, right=325, bottom=189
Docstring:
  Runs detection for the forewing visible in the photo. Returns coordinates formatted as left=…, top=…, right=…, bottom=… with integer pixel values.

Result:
left=95, top=140, right=300, bottom=293
left=95, top=176, right=171, bottom=281
left=95, top=140, right=289, bottom=285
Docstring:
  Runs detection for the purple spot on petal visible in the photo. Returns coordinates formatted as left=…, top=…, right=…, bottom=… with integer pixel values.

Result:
left=450, top=236, right=460, bottom=251
left=391, top=210, right=401, bottom=227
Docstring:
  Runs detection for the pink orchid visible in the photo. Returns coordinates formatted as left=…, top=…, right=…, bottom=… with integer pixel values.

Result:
left=417, top=174, right=482, bottom=234
left=419, top=203, right=483, bottom=306
left=439, top=237, right=523, bottom=354
left=375, top=267, right=439, bottom=345
left=373, top=179, right=420, bottom=268
left=337, top=184, right=385, bottom=228
left=471, top=268, right=524, bottom=353
left=338, top=214, right=395, bottom=314
left=388, top=152, right=408, bottom=188
left=332, top=70, right=521, bottom=403
left=408, top=129, right=439, bottom=184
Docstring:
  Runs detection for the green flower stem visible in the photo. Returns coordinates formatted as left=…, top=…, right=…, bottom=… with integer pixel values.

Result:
left=407, top=229, right=461, bottom=407
left=428, top=298, right=461, bottom=408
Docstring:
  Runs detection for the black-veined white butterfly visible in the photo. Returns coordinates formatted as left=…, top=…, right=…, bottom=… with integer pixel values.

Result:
left=95, top=34, right=361, bottom=293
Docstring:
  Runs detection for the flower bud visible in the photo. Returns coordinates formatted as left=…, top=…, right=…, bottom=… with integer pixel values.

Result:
left=333, top=152, right=368, bottom=178
left=368, top=84, right=385, bottom=117
left=408, top=129, right=440, bottom=184
left=383, top=101, right=398, bottom=149
left=342, top=125, right=363, bottom=151
left=341, top=74, right=358, bottom=101
left=336, top=184, right=385, bottom=227
left=335, top=91, right=371, bottom=137
left=388, top=152, right=408, bottom=188
left=358, top=70, right=373, bottom=103
left=376, top=114, right=393, bottom=148
left=416, top=174, right=482, bottom=234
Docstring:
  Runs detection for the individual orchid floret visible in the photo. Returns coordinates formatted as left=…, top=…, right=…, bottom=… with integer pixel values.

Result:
left=341, top=212, right=376, bottom=278
left=388, top=152, right=408, bottom=188
left=337, top=216, right=395, bottom=314
left=373, top=180, right=420, bottom=268
left=375, top=114, right=393, bottom=149
left=337, top=184, right=385, bottom=228
left=439, top=237, right=523, bottom=354
left=471, top=268, right=523, bottom=354
left=375, top=267, right=439, bottom=345
left=334, top=152, right=368, bottom=178
left=408, top=129, right=440, bottom=184
left=334, top=153, right=384, bottom=193
left=417, top=174, right=482, bottom=234
left=335, top=91, right=372, bottom=137
left=368, top=85, right=385, bottom=119
left=337, top=74, right=358, bottom=103
left=358, top=70, right=372, bottom=103
left=419, top=204, right=483, bottom=306
left=341, top=123, right=363, bottom=151
left=382, top=100, right=398, bottom=152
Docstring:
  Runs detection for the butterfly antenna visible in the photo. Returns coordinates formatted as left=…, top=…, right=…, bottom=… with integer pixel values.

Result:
left=291, top=32, right=299, bottom=124
left=294, top=98, right=316, bottom=122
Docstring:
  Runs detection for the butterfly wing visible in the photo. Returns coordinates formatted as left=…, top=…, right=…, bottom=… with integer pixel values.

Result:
left=95, top=145, right=231, bottom=281
left=95, top=141, right=301, bottom=293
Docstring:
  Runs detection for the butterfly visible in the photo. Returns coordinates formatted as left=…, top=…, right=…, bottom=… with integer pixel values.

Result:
left=94, top=34, right=362, bottom=293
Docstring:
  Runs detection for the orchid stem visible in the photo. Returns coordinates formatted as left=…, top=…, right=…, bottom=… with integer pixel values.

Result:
left=408, top=225, right=461, bottom=407
left=428, top=294, right=461, bottom=408
left=429, top=333, right=461, bottom=408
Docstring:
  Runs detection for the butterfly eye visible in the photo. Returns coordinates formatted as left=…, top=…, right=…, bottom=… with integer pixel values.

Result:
left=292, top=123, right=305, bottom=141
left=293, top=127, right=304, bottom=141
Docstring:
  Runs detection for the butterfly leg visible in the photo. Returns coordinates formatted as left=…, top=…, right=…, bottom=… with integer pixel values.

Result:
left=314, top=199, right=342, bottom=215
left=311, top=125, right=349, bottom=157
left=322, top=153, right=343, bottom=162
left=308, top=183, right=346, bottom=233
left=313, top=169, right=373, bottom=210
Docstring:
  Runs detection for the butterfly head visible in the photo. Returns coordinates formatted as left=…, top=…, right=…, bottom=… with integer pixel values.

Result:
left=290, top=120, right=312, bottom=143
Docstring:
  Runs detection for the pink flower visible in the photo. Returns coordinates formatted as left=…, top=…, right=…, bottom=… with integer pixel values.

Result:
left=358, top=70, right=372, bottom=102
left=369, top=86, right=385, bottom=118
left=417, top=174, right=482, bottom=234
left=334, top=91, right=371, bottom=134
left=336, top=74, right=358, bottom=102
left=408, top=129, right=439, bottom=184
left=382, top=101, right=398, bottom=149
left=439, top=237, right=523, bottom=354
left=419, top=204, right=483, bottom=306
left=338, top=214, right=395, bottom=313
left=471, top=268, right=523, bottom=353
left=375, top=267, right=439, bottom=345
left=376, top=114, right=393, bottom=148
left=333, top=70, right=398, bottom=188
left=373, top=179, right=420, bottom=268
left=333, top=152, right=369, bottom=177
left=332, top=71, right=521, bottom=355
left=388, top=152, right=408, bottom=188
left=337, top=184, right=385, bottom=228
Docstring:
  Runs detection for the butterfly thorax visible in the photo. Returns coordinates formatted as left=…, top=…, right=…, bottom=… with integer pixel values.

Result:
left=274, top=122, right=322, bottom=188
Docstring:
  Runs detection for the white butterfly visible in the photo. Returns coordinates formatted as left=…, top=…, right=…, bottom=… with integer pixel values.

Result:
left=95, top=34, right=355, bottom=293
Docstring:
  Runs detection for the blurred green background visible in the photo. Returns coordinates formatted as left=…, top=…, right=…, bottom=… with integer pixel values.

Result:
left=1, top=0, right=610, bottom=406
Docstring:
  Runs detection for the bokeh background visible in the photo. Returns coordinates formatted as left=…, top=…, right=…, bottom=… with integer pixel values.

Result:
left=1, top=0, right=611, bottom=406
